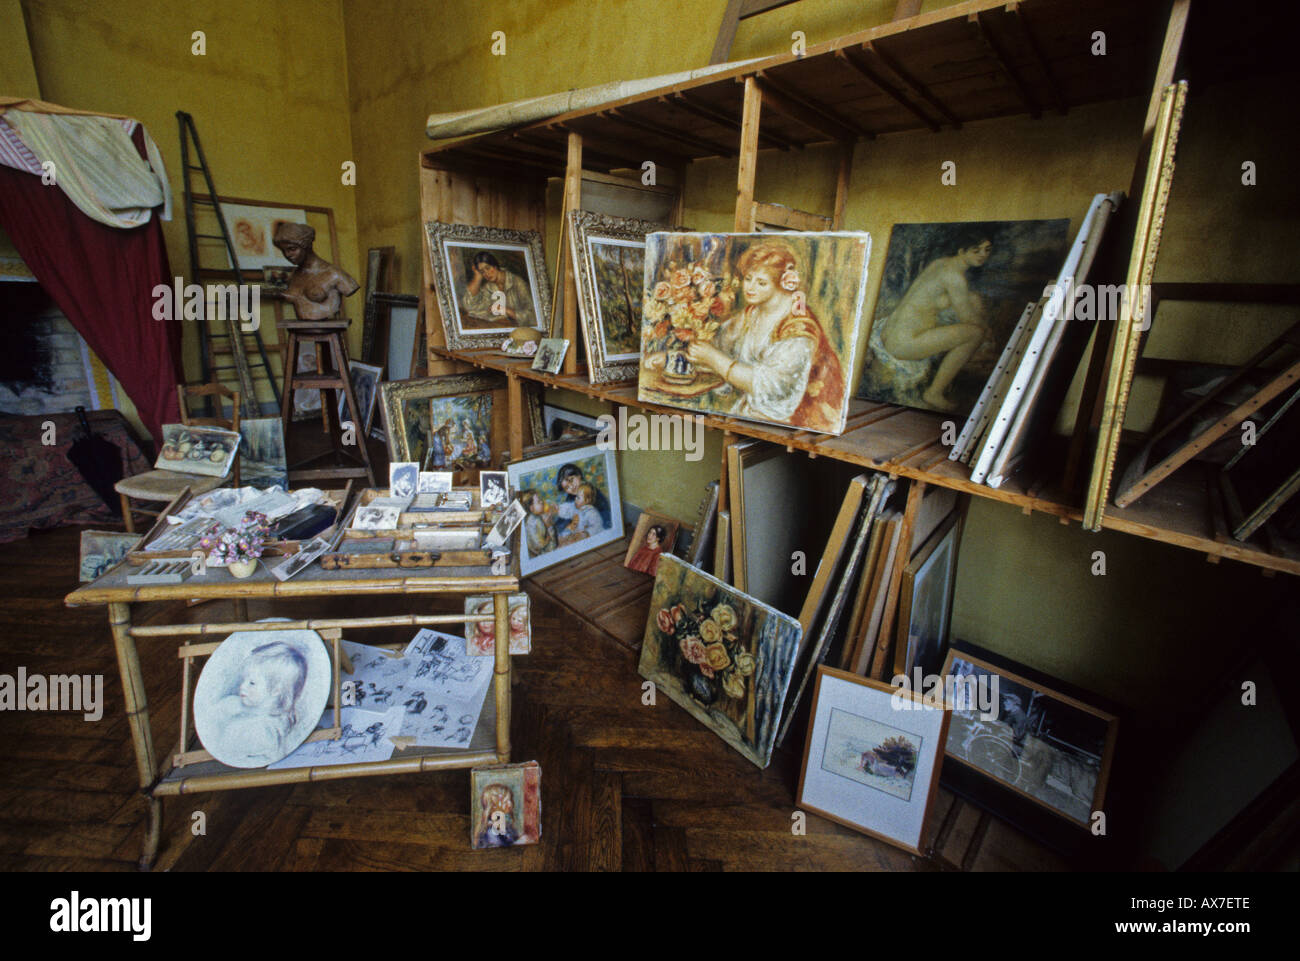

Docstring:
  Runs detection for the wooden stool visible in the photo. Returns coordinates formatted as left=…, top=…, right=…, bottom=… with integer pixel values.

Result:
left=279, top=319, right=376, bottom=486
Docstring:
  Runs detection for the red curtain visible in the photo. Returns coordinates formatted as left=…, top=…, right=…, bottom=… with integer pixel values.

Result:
left=0, top=128, right=182, bottom=446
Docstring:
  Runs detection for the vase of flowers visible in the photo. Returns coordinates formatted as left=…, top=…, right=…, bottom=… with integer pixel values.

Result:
left=644, top=263, right=734, bottom=385
left=198, top=511, right=270, bottom=579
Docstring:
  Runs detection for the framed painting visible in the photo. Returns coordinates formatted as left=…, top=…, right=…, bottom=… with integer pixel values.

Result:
left=638, top=231, right=871, bottom=435
left=237, top=417, right=287, bottom=491
left=542, top=404, right=602, bottom=442
left=894, top=508, right=964, bottom=679
left=471, top=760, right=541, bottom=848
left=378, top=372, right=506, bottom=474
left=337, top=360, right=383, bottom=436
left=154, top=424, right=240, bottom=478
left=426, top=222, right=551, bottom=350
left=940, top=643, right=1119, bottom=830
left=798, top=665, right=950, bottom=854
left=624, top=511, right=680, bottom=577
left=638, top=553, right=803, bottom=769
left=506, top=442, right=623, bottom=575
left=531, top=338, right=569, bottom=374
left=857, top=219, right=1070, bottom=417
left=568, top=210, right=667, bottom=383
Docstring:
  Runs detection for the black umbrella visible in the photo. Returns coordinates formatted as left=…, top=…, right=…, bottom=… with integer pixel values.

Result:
left=66, top=406, right=124, bottom=517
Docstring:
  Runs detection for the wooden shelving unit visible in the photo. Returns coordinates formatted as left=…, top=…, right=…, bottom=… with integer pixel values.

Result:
left=417, top=0, right=1299, bottom=579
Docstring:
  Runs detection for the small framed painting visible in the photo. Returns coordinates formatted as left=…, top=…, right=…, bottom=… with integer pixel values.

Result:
left=378, top=372, right=506, bottom=473
left=798, top=665, right=950, bottom=854
left=465, top=593, right=530, bottom=656
left=506, top=442, right=623, bottom=576
left=79, top=530, right=140, bottom=582
left=568, top=210, right=666, bottom=383
left=337, top=360, right=383, bottom=436
left=531, top=338, right=569, bottom=374
left=894, top=509, right=964, bottom=679
left=261, top=265, right=291, bottom=291
left=624, top=511, right=679, bottom=577
left=426, top=222, right=551, bottom=351
left=541, top=404, right=602, bottom=442
left=471, top=760, right=541, bottom=848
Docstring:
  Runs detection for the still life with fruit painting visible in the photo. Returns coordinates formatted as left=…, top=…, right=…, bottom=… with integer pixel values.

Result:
left=154, top=424, right=241, bottom=478
left=637, top=554, right=801, bottom=768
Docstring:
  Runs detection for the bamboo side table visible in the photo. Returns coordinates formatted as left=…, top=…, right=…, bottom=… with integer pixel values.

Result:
left=66, top=559, right=519, bottom=870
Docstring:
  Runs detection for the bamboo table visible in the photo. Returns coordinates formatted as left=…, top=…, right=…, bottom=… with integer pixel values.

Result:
left=66, top=557, right=519, bottom=870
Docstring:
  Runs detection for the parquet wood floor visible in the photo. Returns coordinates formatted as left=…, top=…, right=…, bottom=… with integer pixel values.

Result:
left=0, top=526, right=1067, bottom=871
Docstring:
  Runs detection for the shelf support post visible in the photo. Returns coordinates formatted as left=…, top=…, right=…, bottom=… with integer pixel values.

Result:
left=562, top=132, right=583, bottom=376
left=735, top=76, right=762, bottom=231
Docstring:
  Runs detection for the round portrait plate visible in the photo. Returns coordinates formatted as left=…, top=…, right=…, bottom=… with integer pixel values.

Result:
left=193, top=628, right=332, bottom=769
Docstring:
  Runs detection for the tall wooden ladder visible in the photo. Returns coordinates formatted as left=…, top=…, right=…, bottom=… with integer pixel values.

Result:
left=176, top=110, right=281, bottom=419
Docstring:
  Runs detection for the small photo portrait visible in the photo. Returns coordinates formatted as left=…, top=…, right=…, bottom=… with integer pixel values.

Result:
left=530, top=337, right=569, bottom=374
left=465, top=593, right=530, bottom=656
left=480, top=470, right=509, bottom=508
left=192, top=629, right=332, bottom=768
left=389, top=462, right=419, bottom=499
left=470, top=761, right=541, bottom=849
left=352, top=506, right=401, bottom=530
left=484, top=497, right=526, bottom=547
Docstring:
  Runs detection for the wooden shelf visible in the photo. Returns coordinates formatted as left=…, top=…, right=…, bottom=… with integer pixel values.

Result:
left=438, top=346, right=1300, bottom=577
left=423, top=0, right=1165, bottom=176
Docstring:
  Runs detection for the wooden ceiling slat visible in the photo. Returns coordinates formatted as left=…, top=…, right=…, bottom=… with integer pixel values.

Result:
left=670, top=91, right=797, bottom=151
left=602, top=108, right=735, bottom=159
left=1007, top=4, right=1068, bottom=114
left=834, top=48, right=940, bottom=132
left=754, top=70, right=875, bottom=141
left=967, top=12, right=1040, bottom=117
left=866, top=39, right=963, bottom=129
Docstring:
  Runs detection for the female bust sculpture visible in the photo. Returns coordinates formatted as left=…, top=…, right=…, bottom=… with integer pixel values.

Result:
left=271, top=222, right=359, bottom=322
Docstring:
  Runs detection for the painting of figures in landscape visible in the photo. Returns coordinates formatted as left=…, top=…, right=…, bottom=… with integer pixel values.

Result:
left=427, top=393, right=493, bottom=471
left=506, top=444, right=622, bottom=575
left=569, top=212, right=665, bottom=382
left=821, top=708, right=920, bottom=802
left=638, top=232, right=871, bottom=435
left=637, top=554, right=802, bottom=769
left=238, top=418, right=287, bottom=490
left=857, top=220, right=1070, bottom=416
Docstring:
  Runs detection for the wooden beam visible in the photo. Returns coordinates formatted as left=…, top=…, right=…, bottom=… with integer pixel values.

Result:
left=755, top=72, right=871, bottom=142
left=710, top=0, right=744, bottom=65
left=550, top=121, right=692, bottom=170
left=735, top=76, right=762, bottom=230
left=835, top=48, right=939, bottom=133
left=832, top=140, right=854, bottom=229
left=670, top=91, right=796, bottom=151
left=1008, top=4, right=1066, bottom=115
left=604, top=108, right=734, bottom=158
left=892, top=0, right=923, bottom=19
left=967, top=11, right=1039, bottom=117
left=562, top=132, right=582, bottom=377
left=865, top=40, right=962, bottom=129
left=510, top=130, right=631, bottom=172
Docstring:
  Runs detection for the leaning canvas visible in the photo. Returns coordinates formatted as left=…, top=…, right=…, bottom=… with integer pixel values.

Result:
left=637, top=553, right=802, bottom=769
left=638, top=231, right=871, bottom=435
left=154, top=424, right=241, bottom=478
left=471, top=760, right=541, bottom=848
left=857, top=220, right=1070, bottom=416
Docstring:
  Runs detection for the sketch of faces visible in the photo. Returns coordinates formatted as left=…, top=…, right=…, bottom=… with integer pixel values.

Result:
left=193, top=629, right=332, bottom=768
left=390, top=462, right=418, bottom=499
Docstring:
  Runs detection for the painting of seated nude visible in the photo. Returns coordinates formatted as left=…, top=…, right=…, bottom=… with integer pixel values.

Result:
left=856, top=220, right=1069, bottom=417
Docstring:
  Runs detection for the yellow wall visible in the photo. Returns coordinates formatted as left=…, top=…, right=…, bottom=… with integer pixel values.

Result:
left=20, top=0, right=363, bottom=411
left=0, top=0, right=40, bottom=98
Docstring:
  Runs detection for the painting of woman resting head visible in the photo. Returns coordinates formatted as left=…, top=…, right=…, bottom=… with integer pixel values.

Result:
left=857, top=220, right=1070, bottom=416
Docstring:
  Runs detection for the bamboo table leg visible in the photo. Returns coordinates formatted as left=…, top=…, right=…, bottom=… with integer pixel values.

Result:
left=109, top=602, right=163, bottom=870
left=493, top=592, right=511, bottom=762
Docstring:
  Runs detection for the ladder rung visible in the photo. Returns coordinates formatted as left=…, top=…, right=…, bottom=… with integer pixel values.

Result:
left=192, top=197, right=216, bottom=205
left=185, top=164, right=204, bottom=171
left=194, top=233, right=226, bottom=240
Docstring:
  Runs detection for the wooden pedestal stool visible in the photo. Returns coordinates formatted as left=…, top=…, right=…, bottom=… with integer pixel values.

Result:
left=279, top=319, right=376, bottom=487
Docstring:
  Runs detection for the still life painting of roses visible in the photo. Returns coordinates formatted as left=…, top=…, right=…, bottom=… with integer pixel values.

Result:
left=638, top=554, right=802, bottom=768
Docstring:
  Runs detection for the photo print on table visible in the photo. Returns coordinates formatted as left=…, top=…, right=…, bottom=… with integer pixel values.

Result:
left=389, top=462, right=418, bottom=500
left=479, top=470, right=509, bottom=508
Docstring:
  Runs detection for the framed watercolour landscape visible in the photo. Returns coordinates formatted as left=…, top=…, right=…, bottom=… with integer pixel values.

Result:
left=638, top=231, right=870, bottom=435
left=798, top=665, right=949, bottom=854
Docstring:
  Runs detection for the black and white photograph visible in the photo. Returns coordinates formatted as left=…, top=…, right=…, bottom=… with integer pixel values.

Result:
left=419, top=470, right=454, bottom=494
left=352, top=505, right=401, bottom=531
left=480, top=470, right=508, bottom=508
left=389, top=461, right=418, bottom=499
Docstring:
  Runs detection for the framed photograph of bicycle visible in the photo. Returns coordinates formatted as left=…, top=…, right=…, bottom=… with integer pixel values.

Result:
left=797, top=666, right=950, bottom=855
left=939, top=642, right=1119, bottom=835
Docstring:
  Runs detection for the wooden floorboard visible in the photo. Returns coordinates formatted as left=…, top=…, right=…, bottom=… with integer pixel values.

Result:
left=0, top=524, right=1065, bottom=871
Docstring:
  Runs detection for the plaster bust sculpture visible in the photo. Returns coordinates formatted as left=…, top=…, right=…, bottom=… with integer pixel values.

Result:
left=271, top=222, right=359, bottom=322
